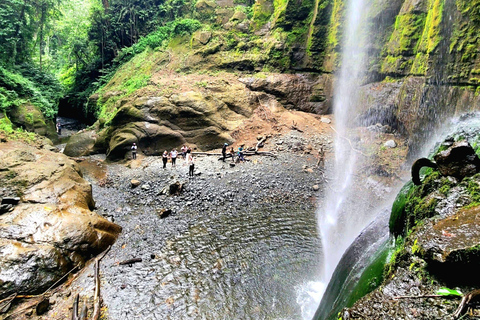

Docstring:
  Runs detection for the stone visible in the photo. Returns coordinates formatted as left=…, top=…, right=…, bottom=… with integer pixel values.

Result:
left=131, top=179, right=141, bottom=188
left=384, top=140, right=397, bottom=148
left=169, top=181, right=183, bottom=195
left=64, top=130, right=99, bottom=157
left=0, top=141, right=121, bottom=298
left=36, top=298, right=50, bottom=315
left=312, top=185, right=320, bottom=191
left=157, top=208, right=173, bottom=219
left=434, top=140, right=480, bottom=180
left=320, top=117, right=331, bottom=124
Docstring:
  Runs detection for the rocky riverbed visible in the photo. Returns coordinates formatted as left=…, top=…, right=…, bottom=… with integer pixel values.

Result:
left=1, top=114, right=409, bottom=319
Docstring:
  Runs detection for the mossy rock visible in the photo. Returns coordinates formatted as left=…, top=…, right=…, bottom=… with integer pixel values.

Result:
left=8, top=104, right=57, bottom=142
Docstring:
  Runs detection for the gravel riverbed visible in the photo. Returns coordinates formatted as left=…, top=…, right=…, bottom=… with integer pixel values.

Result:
left=77, top=136, right=328, bottom=320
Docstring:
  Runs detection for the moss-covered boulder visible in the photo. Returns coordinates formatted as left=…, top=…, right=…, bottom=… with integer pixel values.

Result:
left=63, top=129, right=101, bottom=157
left=8, top=104, right=57, bottom=142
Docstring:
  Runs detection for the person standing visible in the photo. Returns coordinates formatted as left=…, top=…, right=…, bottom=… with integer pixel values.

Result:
left=222, top=143, right=228, bottom=162
left=238, top=145, right=245, bottom=162
left=131, top=143, right=138, bottom=160
left=56, top=122, right=62, bottom=135
left=317, top=146, right=325, bottom=168
left=162, top=150, right=169, bottom=169
left=188, top=154, right=195, bottom=177
left=181, top=145, right=187, bottom=159
left=170, top=148, right=178, bottom=168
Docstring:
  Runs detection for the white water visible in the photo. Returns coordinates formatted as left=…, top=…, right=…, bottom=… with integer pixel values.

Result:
left=298, top=0, right=374, bottom=318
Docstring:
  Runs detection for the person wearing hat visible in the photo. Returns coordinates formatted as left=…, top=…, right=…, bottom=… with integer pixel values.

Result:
left=131, top=143, right=137, bottom=160
left=221, top=143, right=228, bottom=162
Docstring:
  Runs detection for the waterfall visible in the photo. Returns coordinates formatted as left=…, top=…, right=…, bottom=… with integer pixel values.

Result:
left=319, top=0, right=371, bottom=284
left=297, top=0, right=374, bottom=318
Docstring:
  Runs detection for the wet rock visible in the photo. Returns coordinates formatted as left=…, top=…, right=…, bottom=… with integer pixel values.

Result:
left=103, top=91, right=248, bottom=159
left=384, top=140, right=397, bottom=148
left=434, top=140, right=480, bottom=180
left=312, top=185, right=320, bottom=191
left=415, top=205, right=480, bottom=283
left=163, top=181, right=183, bottom=195
left=157, top=208, right=173, bottom=219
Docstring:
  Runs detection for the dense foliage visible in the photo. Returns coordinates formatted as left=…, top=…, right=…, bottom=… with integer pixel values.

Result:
left=0, top=0, right=200, bottom=124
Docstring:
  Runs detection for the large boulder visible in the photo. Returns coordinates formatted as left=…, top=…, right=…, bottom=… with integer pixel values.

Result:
left=64, top=129, right=100, bottom=157
left=434, top=140, right=480, bottom=180
left=0, top=141, right=121, bottom=298
left=8, top=104, right=57, bottom=142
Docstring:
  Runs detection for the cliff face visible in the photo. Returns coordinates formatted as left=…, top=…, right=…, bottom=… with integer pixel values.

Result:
left=65, top=0, right=480, bottom=159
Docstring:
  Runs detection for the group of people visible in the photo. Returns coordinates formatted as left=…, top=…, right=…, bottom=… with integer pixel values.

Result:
left=221, top=143, right=245, bottom=163
left=161, top=145, right=195, bottom=177
left=131, top=141, right=252, bottom=177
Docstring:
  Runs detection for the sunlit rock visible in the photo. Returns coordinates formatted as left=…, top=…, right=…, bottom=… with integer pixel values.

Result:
left=0, top=141, right=121, bottom=298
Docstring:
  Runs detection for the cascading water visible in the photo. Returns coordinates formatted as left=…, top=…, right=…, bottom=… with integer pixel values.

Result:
left=298, top=0, right=377, bottom=318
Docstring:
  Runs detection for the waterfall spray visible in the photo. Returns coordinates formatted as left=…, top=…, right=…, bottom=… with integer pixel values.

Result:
left=297, top=0, right=375, bottom=318
left=319, top=0, right=371, bottom=287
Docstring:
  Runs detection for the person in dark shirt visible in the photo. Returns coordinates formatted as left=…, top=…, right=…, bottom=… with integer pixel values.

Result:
left=222, top=143, right=228, bottom=162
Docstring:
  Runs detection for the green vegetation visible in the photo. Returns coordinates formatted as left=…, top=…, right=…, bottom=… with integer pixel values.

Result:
left=0, top=66, right=61, bottom=118
left=389, top=169, right=450, bottom=237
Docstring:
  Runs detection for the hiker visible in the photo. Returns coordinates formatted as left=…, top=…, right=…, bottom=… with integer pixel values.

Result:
left=131, top=143, right=137, bottom=160
left=317, top=146, right=325, bottom=168
left=222, top=143, right=228, bottom=162
left=56, top=122, right=62, bottom=135
left=170, top=148, right=178, bottom=167
left=238, top=145, right=245, bottom=162
left=188, top=154, right=195, bottom=177
left=162, top=150, right=169, bottom=169
left=229, top=147, right=235, bottom=163
left=181, top=145, right=187, bottom=159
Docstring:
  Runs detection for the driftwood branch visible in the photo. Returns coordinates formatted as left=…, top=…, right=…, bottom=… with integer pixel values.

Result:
left=453, top=289, right=480, bottom=319
left=255, top=136, right=267, bottom=152
left=290, top=121, right=303, bottom=133
left=92, top=260, right=101, bottom=320
left=118, top=258, right=142, bottom=265
left=92, top=246, right=111, bottom=320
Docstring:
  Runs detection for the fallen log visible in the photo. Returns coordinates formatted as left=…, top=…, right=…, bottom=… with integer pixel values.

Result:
left=118, top=258, right=143, bottom=265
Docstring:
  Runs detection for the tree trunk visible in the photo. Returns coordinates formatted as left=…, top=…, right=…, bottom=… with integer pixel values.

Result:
left=39, top=3, right=46, bottom=70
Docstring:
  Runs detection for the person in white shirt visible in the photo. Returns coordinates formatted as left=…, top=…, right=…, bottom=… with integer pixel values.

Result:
left=131, top=143, right=137, bottom=159
left=170, top=149, right=178, bottom=167
left=188, top=154, right=195, bottom=177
